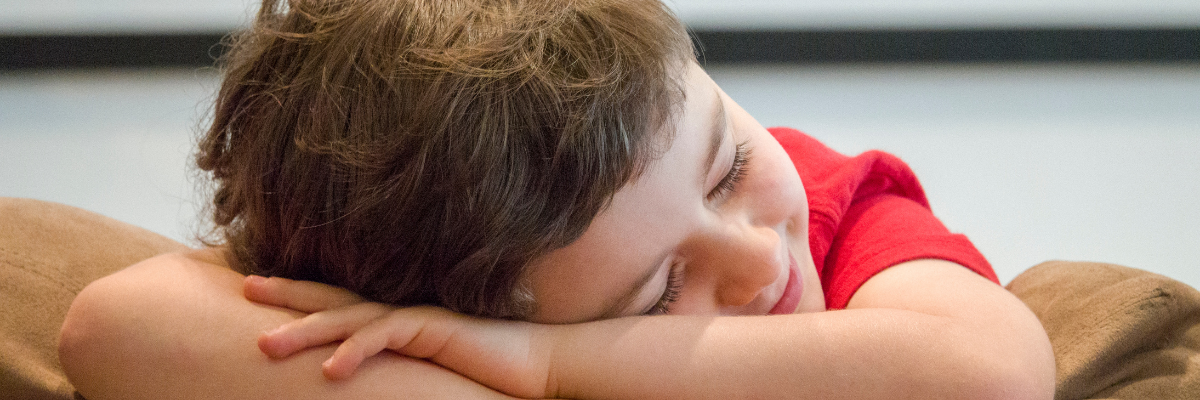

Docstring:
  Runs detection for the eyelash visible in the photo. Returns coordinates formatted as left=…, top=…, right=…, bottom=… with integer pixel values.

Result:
left=648, top=141, right=748, bottom=314
left=645, top=142, right=752, bottom=316
left=647, top=260, right=685, bottom=315
left=707, top=141, right=751, bottom=202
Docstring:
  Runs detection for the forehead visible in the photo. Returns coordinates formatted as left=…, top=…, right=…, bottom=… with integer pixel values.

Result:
left=523, top=63, right=721, bottom=323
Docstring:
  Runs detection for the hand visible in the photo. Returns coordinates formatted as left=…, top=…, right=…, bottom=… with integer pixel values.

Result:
left=244, top=276, right=557, bottom=399
left=243, top=274, right=367, bottom=313
left=242, top=275, right=392, bottom=362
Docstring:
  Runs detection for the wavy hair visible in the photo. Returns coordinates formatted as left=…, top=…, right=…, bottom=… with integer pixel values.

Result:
left=197, top=0, right=693, bottom=318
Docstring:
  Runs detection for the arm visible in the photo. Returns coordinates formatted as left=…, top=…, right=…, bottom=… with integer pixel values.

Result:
left=549, top=259, right=1055, bottom=399
left=57, top=249, right=527, bottom=400
left=266, top=259, right=1054, bottom=400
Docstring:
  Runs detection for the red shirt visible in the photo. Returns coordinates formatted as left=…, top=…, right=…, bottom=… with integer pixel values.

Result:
left=771, top=127, right=998, bottom=310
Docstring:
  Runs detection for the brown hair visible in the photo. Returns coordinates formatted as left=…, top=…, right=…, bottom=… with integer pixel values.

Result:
left=197, top=0, right=693, bottom=318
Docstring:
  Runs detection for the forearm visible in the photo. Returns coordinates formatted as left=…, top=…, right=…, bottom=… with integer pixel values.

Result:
left=59, top=252, right=524, bottom=400
left=216, top=260, right=1051, bottom=400
left=552, top=310, right=998, bottom=399
left=547, top=261, right=1054, bottom=400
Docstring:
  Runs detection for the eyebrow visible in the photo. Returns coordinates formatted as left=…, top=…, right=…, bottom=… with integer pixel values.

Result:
left=596, top=88, right=728, bottom=319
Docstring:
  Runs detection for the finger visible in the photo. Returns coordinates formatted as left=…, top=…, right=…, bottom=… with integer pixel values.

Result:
left=322, top=312, right=426, bottom=380
left=322, top=337, right=376, bottom=380
left=244, top=275, right=364, bottom=313
left=258, top=302, right=391, bottom=358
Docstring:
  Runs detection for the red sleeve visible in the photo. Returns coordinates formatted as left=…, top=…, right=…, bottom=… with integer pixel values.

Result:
left=824, top=194, right=997, bottom=308
left=769, top=127, right=998, bottom=310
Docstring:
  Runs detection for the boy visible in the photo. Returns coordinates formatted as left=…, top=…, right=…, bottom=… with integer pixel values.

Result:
left=59, top=0, right=1054, bottom=398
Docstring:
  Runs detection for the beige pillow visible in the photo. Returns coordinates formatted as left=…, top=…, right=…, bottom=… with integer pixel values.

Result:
left=0, top=197, right=187, bottom=400
left=1008, top=260, right=1200, bottom=399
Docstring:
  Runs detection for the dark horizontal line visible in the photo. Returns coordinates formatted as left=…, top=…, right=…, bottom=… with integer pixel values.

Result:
left=692, top=28, right=1200, bottom=63
left=1, top=33, right=229, bottom=70
left=2, top=28, right=1198, bottom=70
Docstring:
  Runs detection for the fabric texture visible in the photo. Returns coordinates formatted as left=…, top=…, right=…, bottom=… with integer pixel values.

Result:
left=771, top=127, right=997, bottom=309
left=0, top=197, right=188, bottom=400
left=1008, top=260, right=1200, bottom=400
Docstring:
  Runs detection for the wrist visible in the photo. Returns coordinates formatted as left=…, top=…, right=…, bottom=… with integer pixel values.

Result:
left=542, top=320, right=593, bottom=399
left=535, top=321, right=571, bottom=399
left=542, top=316, right=669, bottom=399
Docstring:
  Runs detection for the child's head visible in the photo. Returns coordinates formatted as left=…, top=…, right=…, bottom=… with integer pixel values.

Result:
left=200, top=0, right=824, bottom=321
left=199, top=0, right=695, bottom=318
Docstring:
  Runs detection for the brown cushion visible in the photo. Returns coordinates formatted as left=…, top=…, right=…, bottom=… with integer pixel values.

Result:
left=1008, top=260, right=1200, bottom=400
left=0, top=197, right=188, bottom=400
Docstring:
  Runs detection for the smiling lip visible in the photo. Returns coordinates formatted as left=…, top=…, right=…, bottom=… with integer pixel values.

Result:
left=768, top=254, right=802, bottom=315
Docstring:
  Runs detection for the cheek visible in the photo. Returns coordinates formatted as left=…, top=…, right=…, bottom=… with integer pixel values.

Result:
left=797, top=253, right=826, bottom=312
left=743, top=138, right=807, bottom=225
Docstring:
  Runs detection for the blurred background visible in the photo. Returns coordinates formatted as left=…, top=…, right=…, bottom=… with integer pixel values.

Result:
left=1, top=0, right=1198, bottom=287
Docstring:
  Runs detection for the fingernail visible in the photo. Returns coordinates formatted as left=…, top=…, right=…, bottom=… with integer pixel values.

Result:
left=246, top=275, right=267, bottom=285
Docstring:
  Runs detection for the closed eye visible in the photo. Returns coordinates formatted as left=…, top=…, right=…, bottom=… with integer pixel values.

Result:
left=706, top=141, right=750, bottom=202
left=646, top=260, right=685, bottom=315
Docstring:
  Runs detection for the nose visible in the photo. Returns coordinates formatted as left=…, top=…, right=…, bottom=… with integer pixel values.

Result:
left=680, top=221, right=782, bottom=312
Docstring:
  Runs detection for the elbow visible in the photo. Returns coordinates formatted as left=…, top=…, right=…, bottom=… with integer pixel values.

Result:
left=965, top=331, right=1057, bottom=400
left=969, top=356, right=1056, bottom=400
left=920, top=311, right=1057, bottom=400
left=59, top=275, right=159, bottom=400
left=59, top=280, right=120, bottom=399
left=58, top=299, right=88, bottom=378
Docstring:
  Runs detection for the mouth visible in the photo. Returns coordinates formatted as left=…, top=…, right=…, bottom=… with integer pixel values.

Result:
left=768, top=253, right=803, bottom=315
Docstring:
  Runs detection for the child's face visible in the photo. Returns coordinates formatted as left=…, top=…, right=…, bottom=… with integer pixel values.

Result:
left=525, top=62, right=825, bottom=324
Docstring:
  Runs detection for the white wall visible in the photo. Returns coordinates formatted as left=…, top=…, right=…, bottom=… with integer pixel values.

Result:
left=1, top=1, right=1197, bottom=287
left=3, top=0, right=1199, bottom=33
left=0, top=0, right=253, bottom=33
left=3, top=65, right=1198, bottom=287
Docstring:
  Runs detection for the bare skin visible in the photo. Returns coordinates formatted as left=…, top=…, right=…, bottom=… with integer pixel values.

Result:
left=58, top=249, right=532, bottom=400
left=251, top=258, right=1053, bottom=400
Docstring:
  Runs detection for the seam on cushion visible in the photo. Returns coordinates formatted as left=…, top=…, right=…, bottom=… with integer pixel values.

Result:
left=1054, top=286, right=1180, bottom=397
left=1055, top=286, right=1174, bottom=357
left=0, top=247, right=76, bottom=290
